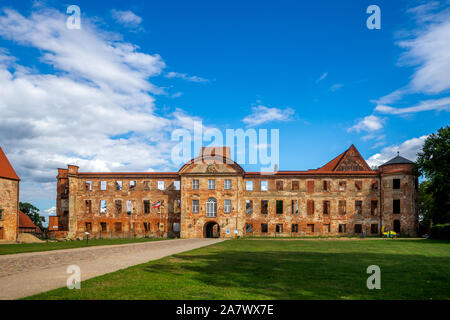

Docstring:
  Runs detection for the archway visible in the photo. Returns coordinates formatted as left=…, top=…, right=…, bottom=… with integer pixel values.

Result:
left=204, top=221, right=220, bottom=238
left=393, top=220, right=401, bottom=233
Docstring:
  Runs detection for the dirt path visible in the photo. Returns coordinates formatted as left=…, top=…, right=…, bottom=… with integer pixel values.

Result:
left=0, top=238, right=223, bottom=300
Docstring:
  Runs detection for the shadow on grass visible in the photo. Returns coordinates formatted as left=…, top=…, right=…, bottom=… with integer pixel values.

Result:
left=142, top=248, right=450, bottom=300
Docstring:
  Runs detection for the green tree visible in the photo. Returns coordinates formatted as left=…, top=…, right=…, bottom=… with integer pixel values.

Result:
left=418, top=180, right=434, bottom=226
left=416, top=126, right=450, bottom=224
left=19, top=202, right=45, bottom=231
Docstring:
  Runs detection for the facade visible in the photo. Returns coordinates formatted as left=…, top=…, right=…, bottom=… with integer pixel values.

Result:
left=55, top=145, right=419, bottom=239
left=0, top=146, right=20, bottom=241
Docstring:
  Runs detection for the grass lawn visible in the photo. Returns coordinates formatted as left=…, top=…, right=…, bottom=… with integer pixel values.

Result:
left=0, top=237, right=168, bottom=255
left=27, top=239, right=450, bottom=300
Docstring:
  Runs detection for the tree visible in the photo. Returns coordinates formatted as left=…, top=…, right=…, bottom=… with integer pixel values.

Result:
left=418, top=180, right=434, bottom=226
left=19, top=202, right=45, bottom=231
left=416, top=126, right=450, bottom=224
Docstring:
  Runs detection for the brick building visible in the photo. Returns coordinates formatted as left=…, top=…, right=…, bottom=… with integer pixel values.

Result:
left=55, top=145, right=418, bottom=239
left=0, top=145, right=20, bottom=241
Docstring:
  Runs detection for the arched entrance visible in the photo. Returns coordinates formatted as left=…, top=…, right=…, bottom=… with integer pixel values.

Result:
left=393, top=220, right=401, bottom=233
left=204, top=221, right=220, bottom=238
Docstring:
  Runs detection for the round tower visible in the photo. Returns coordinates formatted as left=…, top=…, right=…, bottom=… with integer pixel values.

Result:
left=379, top=153, right=418, bottom=236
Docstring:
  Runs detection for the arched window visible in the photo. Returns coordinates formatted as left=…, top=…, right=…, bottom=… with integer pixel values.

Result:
left=206, top=198, right=217, bottom=217
left=393, top=220, right=400, bottom=233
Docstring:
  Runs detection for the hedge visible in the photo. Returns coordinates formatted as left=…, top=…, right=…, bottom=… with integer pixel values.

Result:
left=430, top=223, right=450, bottom=241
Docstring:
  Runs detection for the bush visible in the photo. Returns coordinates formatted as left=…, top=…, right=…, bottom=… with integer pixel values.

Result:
left=430, top=223, right=450, bottom=241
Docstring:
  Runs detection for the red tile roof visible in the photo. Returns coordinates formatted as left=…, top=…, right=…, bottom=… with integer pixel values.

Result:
left=19, top=210, right=38, bottom=229
left=0, top=145, right=20, bottom=181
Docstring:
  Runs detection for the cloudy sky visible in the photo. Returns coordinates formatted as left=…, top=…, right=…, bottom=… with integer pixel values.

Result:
left=0, top=0, right=448, bottom=222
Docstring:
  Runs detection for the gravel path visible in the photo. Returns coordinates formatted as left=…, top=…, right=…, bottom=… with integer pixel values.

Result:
left=0, top=238, right=223, bottom=300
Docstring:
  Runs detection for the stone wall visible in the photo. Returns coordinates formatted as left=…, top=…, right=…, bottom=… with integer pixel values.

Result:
left=0, top=178, right=19, bottom=240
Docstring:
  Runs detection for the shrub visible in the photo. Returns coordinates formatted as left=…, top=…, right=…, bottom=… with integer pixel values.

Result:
left=430, top=223, right=450, bottom=241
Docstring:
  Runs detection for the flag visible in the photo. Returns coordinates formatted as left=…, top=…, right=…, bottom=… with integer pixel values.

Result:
left=152, top=200, right=161, bottom=208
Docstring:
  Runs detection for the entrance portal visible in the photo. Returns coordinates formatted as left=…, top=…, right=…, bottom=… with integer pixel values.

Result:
left=204, top=221, right=220, bottom=238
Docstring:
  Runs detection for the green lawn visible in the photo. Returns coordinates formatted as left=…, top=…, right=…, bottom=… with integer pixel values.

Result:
left=27, top=239, right=450, bottom=300
left=0, top=237, right=168, bottom=255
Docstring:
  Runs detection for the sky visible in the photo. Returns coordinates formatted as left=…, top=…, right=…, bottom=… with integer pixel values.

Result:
left=0, top=0, right=449, bottom=224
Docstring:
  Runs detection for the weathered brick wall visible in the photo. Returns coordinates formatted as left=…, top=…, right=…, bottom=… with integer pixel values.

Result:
left=64, top=170, right=181, bottom=239
left=0, top=178, right=19, bottom=240
left=380, top=163, right=418, bottom=236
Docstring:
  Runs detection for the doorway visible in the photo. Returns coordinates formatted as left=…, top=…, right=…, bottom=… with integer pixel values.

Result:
left=204, top=221, right=220, bottom=238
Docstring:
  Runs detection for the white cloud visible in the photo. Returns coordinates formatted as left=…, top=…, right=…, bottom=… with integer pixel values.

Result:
left=377, top=4, right=450, bottom=104
left=111, top=9, right=143, bottom=27
left=366, top=135, right=428, bottom=167
left=316, top=72, right=327, bottom=83
left=375, top=97, right=450, bottom=114
left=348, top=115, right=384, bottom=133
left=330, top=83, right=344, bottom=92
left=0, top=7, right=204, bottom=201
left=165, top=71, right=209, bottom=83
left=242, top=105, right=295, bottom=127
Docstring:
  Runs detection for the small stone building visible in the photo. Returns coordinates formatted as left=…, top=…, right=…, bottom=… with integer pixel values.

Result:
left=0, top=145, right=20, bottom=241
left=56, top=145, right=418, bottom=239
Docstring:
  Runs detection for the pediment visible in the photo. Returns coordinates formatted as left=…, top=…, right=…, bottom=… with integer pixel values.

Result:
left=179, top=156, right=244, bottom=175
left=334, top=145, right=371, bottom=172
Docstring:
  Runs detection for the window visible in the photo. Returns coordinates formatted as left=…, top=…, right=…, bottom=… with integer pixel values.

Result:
left=115, top=200, right=122, bottom=214
left=144, top=222, right=150, bottom=232
left=323, top=180, right=330, bottom=191
left=246, top=181, right=253, bottom=191
left=323, top=200, right=330, bottom=215
left=224, top=179, right=231, bottom=190
left=371, top=180, right=378, bottom=191
left=393, top=199, right=401, bottom=214
left=261, top=200, right=269, bottom=214
left=354, top=224, right=362, bottom=233
left=208, top=180, right=215, bottom=190
left=307, top=200, right=314, bottom=215
left=307, top=224, right=314, bottom=233
left=158, top=181, right=164, bottom=190
left=323, top=224, right=331, bottom=232
left=291, top=224, right=299, bottom=233
left=115, top=222, right=122, bottom=232
left=338, top=181, right=346, bottom=191
left=276, top=200, right=283, bottom=214
left=192, top=179, right=199, bottom=190
left=100, top=200, right=107, bottom=214
left=100, top=181, right=107, bottom=190
left=126, top=200, right=133, bottom=214
left=144, top=200, right=150, bottom=214
left=85, top=181, right=92, bottom=191
left=174, top=181, right=181, bottom=190
left=393, top=220, right=401, bottom=233
left=261, top=223, right=268, bottom=233
left=371, top=200, right=378, bottom=215
left=246, top=224, right=253, bottom=233
left=206, top=198, right=217, bottom=217
left=0, top=209, right=3, bottom=220
left=371, top=224, right=378, bottom=234
left=355, top=180, right=362, bottom=191
left=276, top=180, right=283, bottom=191
left=276, top=224, right=283, bottom=233
left=85, top=222, right=92, bottom=232
left=101, top=222, right=107, bottom=232
left=130, top=181, right=136, bottom=190
left=261, top=180, right=268, bottom=191
left=338, top=224, right=346, bottom=233
left=355, top=201, right=362, bottom=215
left=143, top=181, right=150, bottom=190
left=116, top=181, right=122, bottom=190
left=246, top=200, right=253, bottom=214
left=338, top=200, right=346, bottom=215
left=292, top=181, right=299, bottom=191
left=224, top=199, right=231, bottom=213
left=307, top=180, right=314, bottom=193
left=393, top=178, right=401, bottom=189
left=85, top=200, right=92, bottom=214
left=192, top=200, right=199, bottom=213
left=292, top=200, right=299, bottom=215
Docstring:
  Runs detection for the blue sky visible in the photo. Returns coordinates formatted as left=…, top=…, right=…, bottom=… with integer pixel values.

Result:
left=0, top=0, right=449, bottom=223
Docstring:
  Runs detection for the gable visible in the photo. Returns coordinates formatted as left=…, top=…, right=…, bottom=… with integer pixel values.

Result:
left=317, top=145, right=372, bottom=172
left=179, top=156, right=244, bottom=175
